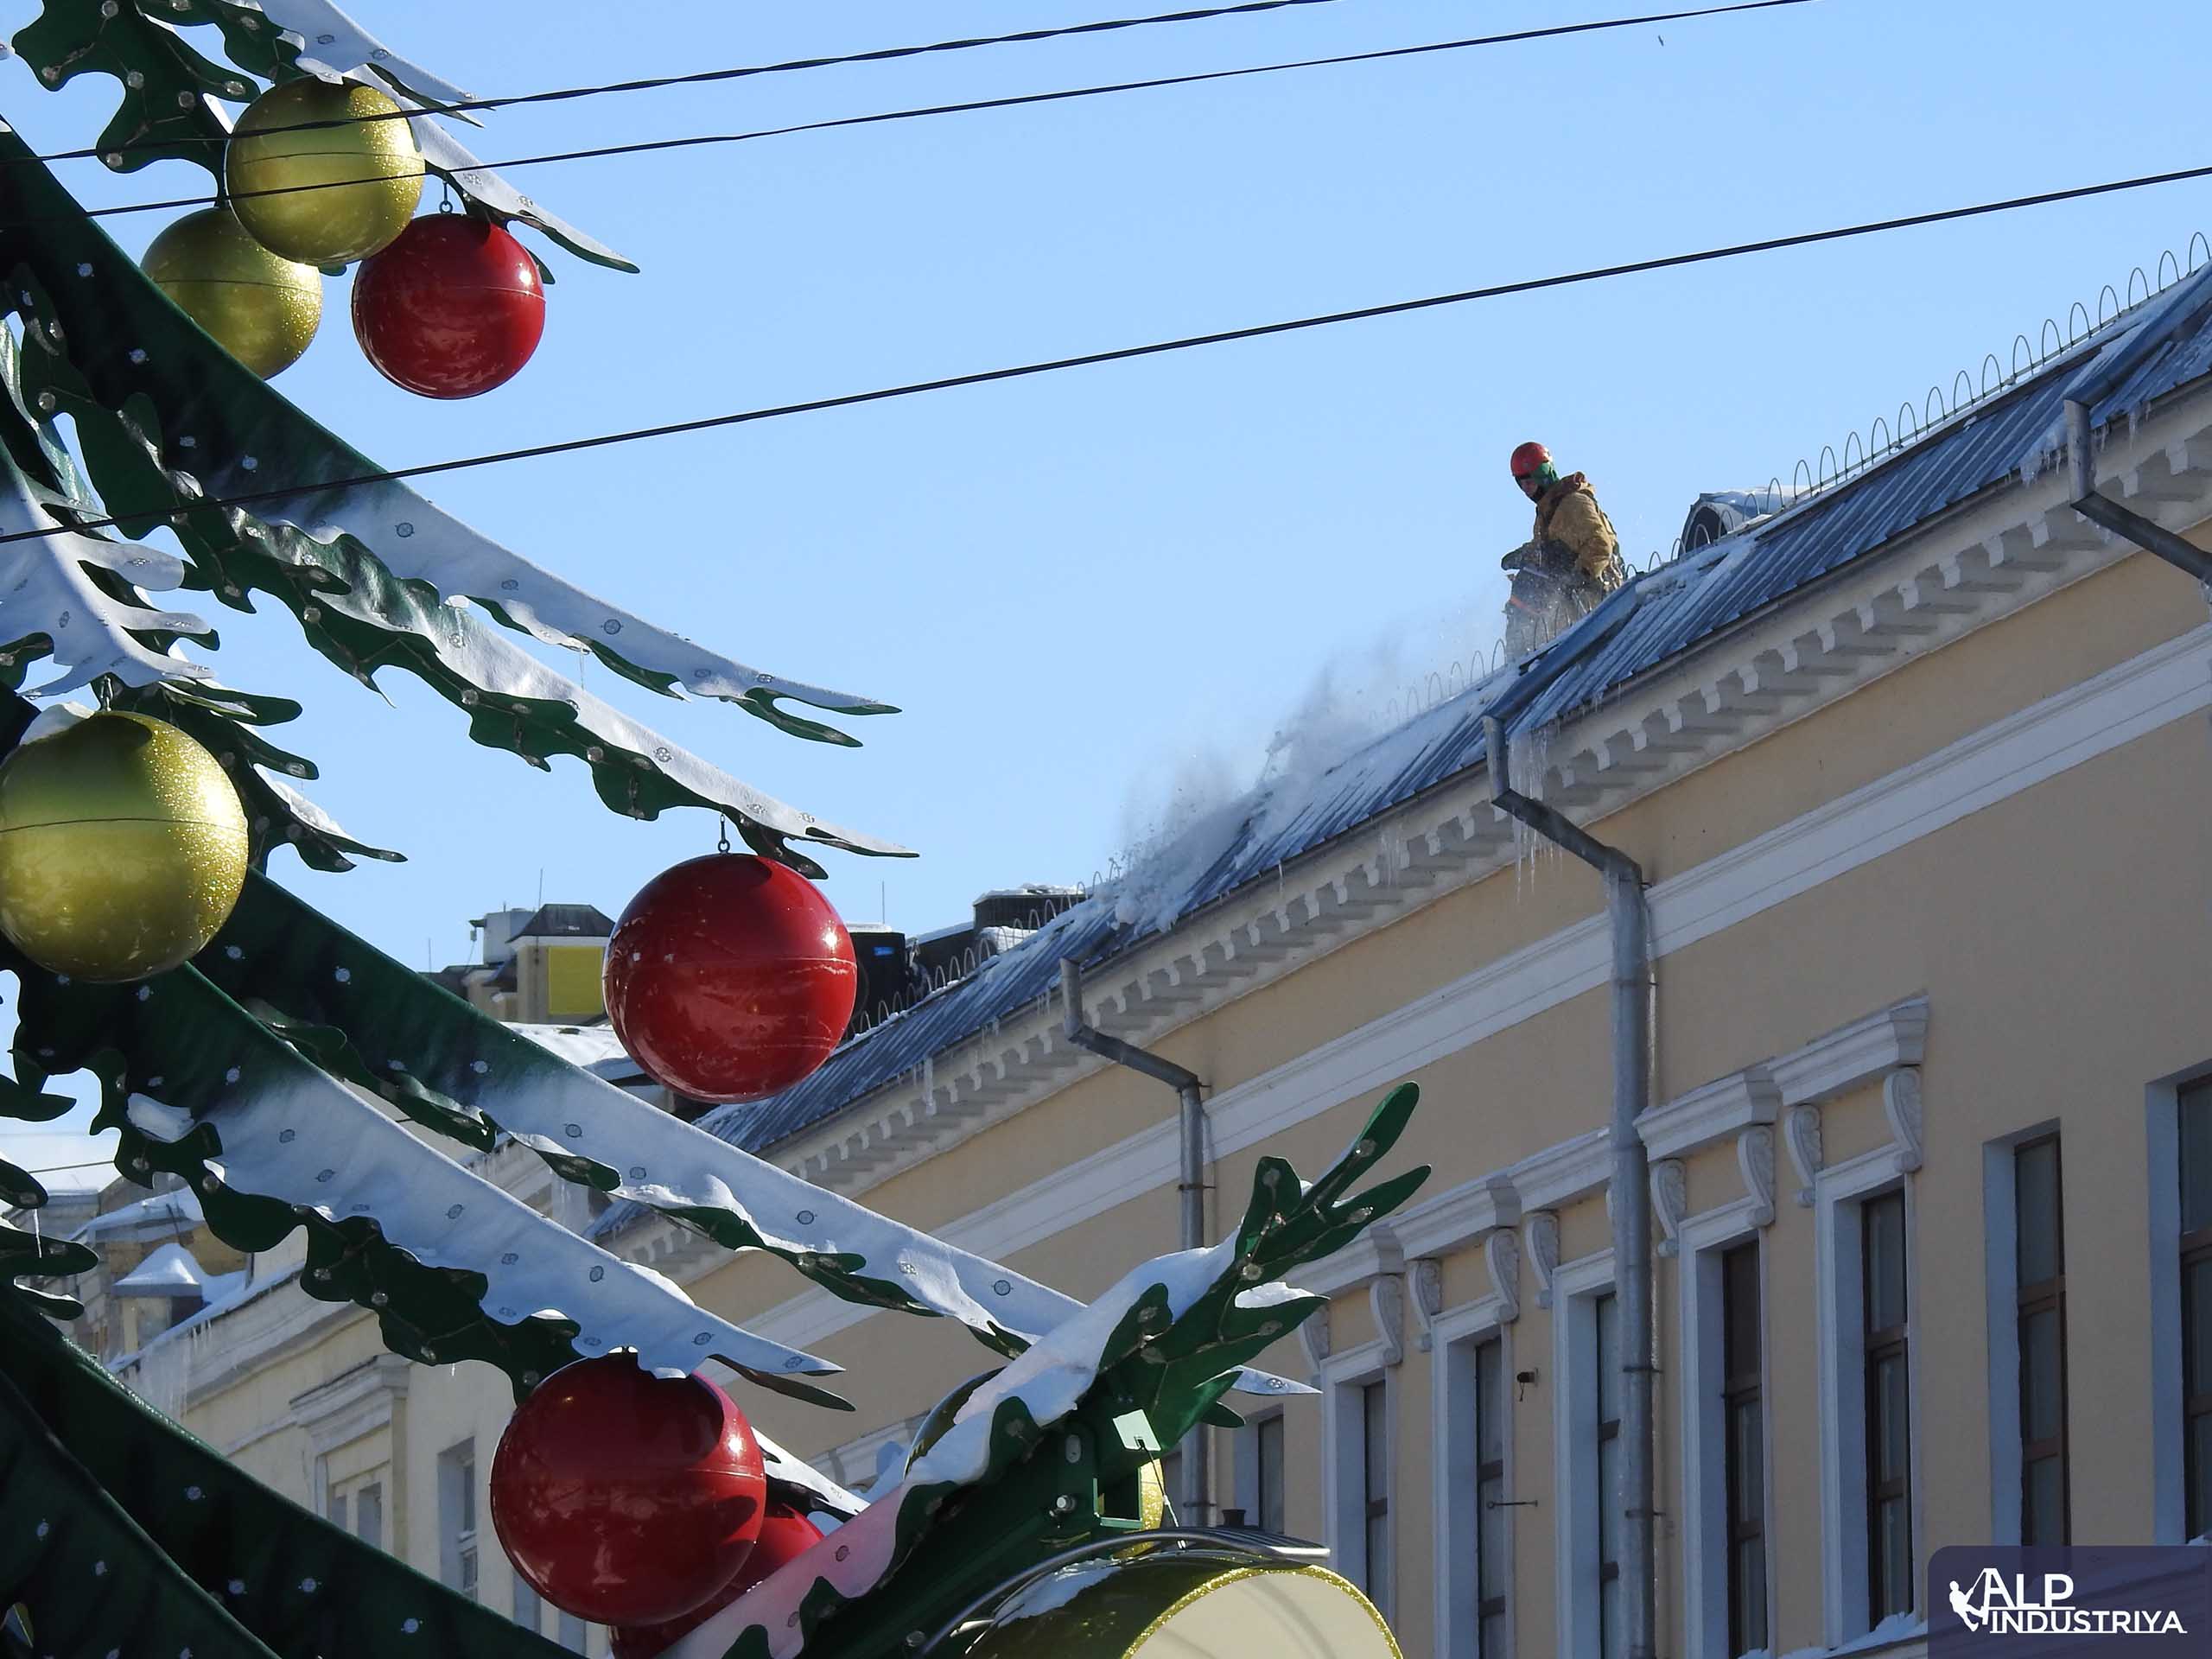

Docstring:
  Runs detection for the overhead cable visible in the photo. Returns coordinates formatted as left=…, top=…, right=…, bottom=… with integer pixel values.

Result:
left=10, top=156, right=2207, bottom=550
left=7, top=0, right=1823, bottom=229
left=8, top=0, right=1357, bottom=166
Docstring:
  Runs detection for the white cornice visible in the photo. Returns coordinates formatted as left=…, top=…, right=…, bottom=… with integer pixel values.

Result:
left=1637, top=1067, right=1782, bottom=1160
left=1394, top=1170, right=1521, bottom=1261
left=1509, top=1129, right=1612, bottom=1214
left=1295, top=1222, right=1407, bottom=1297
left=289, top=1352, right=410, bottom=1455
left=1769, top=997, right=1929, bottom=1107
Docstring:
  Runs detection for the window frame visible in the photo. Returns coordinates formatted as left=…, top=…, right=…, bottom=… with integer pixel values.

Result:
left=1720, top=1240, right=1768, bottom=1658
left=1550, top=1248, right=1617, bottom=1659
left=1319, top=1335, right=1396, bottom=1624
left=1676, top=1194, right=1773, bottom=1659
left=1234, top=1408, right=1288, bottom=1537
left=2148, top=1069, right=2212, bottom=1541
left=2181, top=1079, right=2212, bottom=1541
left=2012, top=1134, right=2069, bottom=1545
left=1814, top=1141, right=1918, bottom=1649
left=1430, top=1285, right=1516, bottom=1659
left=1861, top=1188, right=1912, bottom=1628
left=438, top=1439, right=480, bottom=1601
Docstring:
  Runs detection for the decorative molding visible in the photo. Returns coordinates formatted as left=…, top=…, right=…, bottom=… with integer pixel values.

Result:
left=1637, top=1067, right=1781, bottom=1160
left=289, top=1352, right=410, bottom=1457
left=1299, top=1306, right=1332, bottom=1376
left=1393, top=1169, right=1521, bottom=1261
left=1510, top=1129, right=1611, bottom=1214
left=1738, top=1125, right=1777, bottom=1228
left=1650, top=1160, right=1688, bottom=1259
left=733, top=623, right=2212, bottom=1356
left=1296, top=1223, right=1407, bottom=1298
left=1770, top=996, right=1929, bottom=1108
left=1785, top=1103, right=1824, bottom=1207
left=1410, top=1258, right=1445, bottom=1353
left=1524, top=1212, right=1562, bottom=1310
left=1372, top=1275, right=1408, bottom=1369
left=1885, top=1068, right=1925, bottom=1174
left=1487, top=1229, right=1522, bottom=1325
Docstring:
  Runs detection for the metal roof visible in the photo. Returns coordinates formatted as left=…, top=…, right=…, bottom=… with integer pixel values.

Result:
left=650, top=270, right=2212, bottom=1184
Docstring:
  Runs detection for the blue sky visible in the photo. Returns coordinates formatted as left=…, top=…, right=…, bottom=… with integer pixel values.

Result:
left=8, top=0, right=2212, bottom=1160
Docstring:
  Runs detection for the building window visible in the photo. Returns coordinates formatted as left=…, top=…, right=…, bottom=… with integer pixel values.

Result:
left=1255, top=1413, right=1286, bottom=1535
left=1594, top=1292, right=1623, bottom=1659
left=1362, top=1380, right=1392, bottom=1618
left=2182, top=1081, right=2212, bottom=1540
left=1721, top=1243, right=1767, bottom=1657
left=556, top=1611, right=588, bottom=1654
left=1474, top=1334, right=1508, bottom=1656
left=439, top=1440, right=479, bottom=1599
left=356, top=1482, right=384, bottom=1551
left=327, top=1490, right=348, bottom=1535
left=514, top=1573, right=544, bottom=1633
left=2014, top=1135, right=2069, bottom=1544
left=1863, top=1192, right=1912, bottom=1624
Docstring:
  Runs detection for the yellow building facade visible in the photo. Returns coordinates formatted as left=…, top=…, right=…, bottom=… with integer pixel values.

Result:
left=46, top=311, right=2212, bottom=1659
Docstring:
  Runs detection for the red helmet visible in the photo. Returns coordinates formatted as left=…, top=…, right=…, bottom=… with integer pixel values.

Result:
left=1510, top=441, right=1552, bottom=480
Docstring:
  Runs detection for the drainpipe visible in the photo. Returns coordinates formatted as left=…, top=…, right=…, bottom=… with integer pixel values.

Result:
left=2064, top=399, right=2212, bottom=583
left=1059, top=957, right=1211, bottom=1526
left=1483, top=715, right=1657, bottom=1659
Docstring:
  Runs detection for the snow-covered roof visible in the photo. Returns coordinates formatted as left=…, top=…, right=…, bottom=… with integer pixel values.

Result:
left=511, top=1022, right=642, bottom=1081
left=72, top=1185, right=202, bottom=1243
left=594, top=264, right=2212, bottom=1211
left=113, top=1241, right=215, bottom=1294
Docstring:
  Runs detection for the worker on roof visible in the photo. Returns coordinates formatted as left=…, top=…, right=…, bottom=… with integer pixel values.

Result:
left=1499, top=441, right=1628, bottom=657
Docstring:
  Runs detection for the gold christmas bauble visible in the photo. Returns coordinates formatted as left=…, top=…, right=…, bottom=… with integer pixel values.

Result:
left=0, top=712, right=249, bottom=983
left=142, top=208, right=321, bottom=378
left=225, top=77, right=425, bottom=266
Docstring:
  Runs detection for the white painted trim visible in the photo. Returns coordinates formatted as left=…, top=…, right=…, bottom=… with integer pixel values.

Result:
left=1639, top=1069, right=1781, bottom=1161
left=1396, top=1171, right=1522, bottom=1262
left=741, top=626, right=2212, bottom=1355
left=1770, top=1001, right=1929, bottom=1109
left=1431, top=1296, right=1514, bottom=1659
left=1676, top=1198, right=1770, bottom=1659
left=1550, top=1249, right=1617, bottom=1659
left=1319, top=1340, right=1395, bottom=1619
left=1231, top=1405, right=1287, bottom=1532
left=1298, top=1223, right=1408, bottom=1298
left=1813, top=1142, right=1912, bottom=1647
left=1513, top=1130, right=1613, bottom=1214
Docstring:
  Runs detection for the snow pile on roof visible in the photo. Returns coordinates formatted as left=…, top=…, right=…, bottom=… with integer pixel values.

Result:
left=72, top=1185, right=203, bottom=1243
left=512, top=1022, right=639, bottom=1080
left=114, top=1241, right=221, bottom=1295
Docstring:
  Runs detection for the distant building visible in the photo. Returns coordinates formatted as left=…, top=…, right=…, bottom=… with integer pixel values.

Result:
left=428, top=903, right=616, bottom=1025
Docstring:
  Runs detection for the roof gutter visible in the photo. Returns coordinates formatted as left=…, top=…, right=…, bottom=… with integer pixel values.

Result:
left=1484, top=715, right=1658, bottom=1659
left=1059, top=957, right=1211, bottom=1526
left=2065, top=399, right=2212, bottom=584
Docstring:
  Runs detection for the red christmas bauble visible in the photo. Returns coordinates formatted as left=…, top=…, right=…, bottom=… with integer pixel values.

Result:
left=604, top=854, right=858, bottom=1103
left=490, top=1355, right=766, bottom=1626
left=350, top=214, right=544, bottom=398
left=609, top=1502, right=826, bottom=1659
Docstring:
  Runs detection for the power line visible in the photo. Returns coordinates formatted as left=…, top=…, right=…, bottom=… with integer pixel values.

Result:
left=8, top=0, right=1822, bottom=231
left=10, top=0, right=1355, bottom=168
left=9, top=157, right=2209, bottom=550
